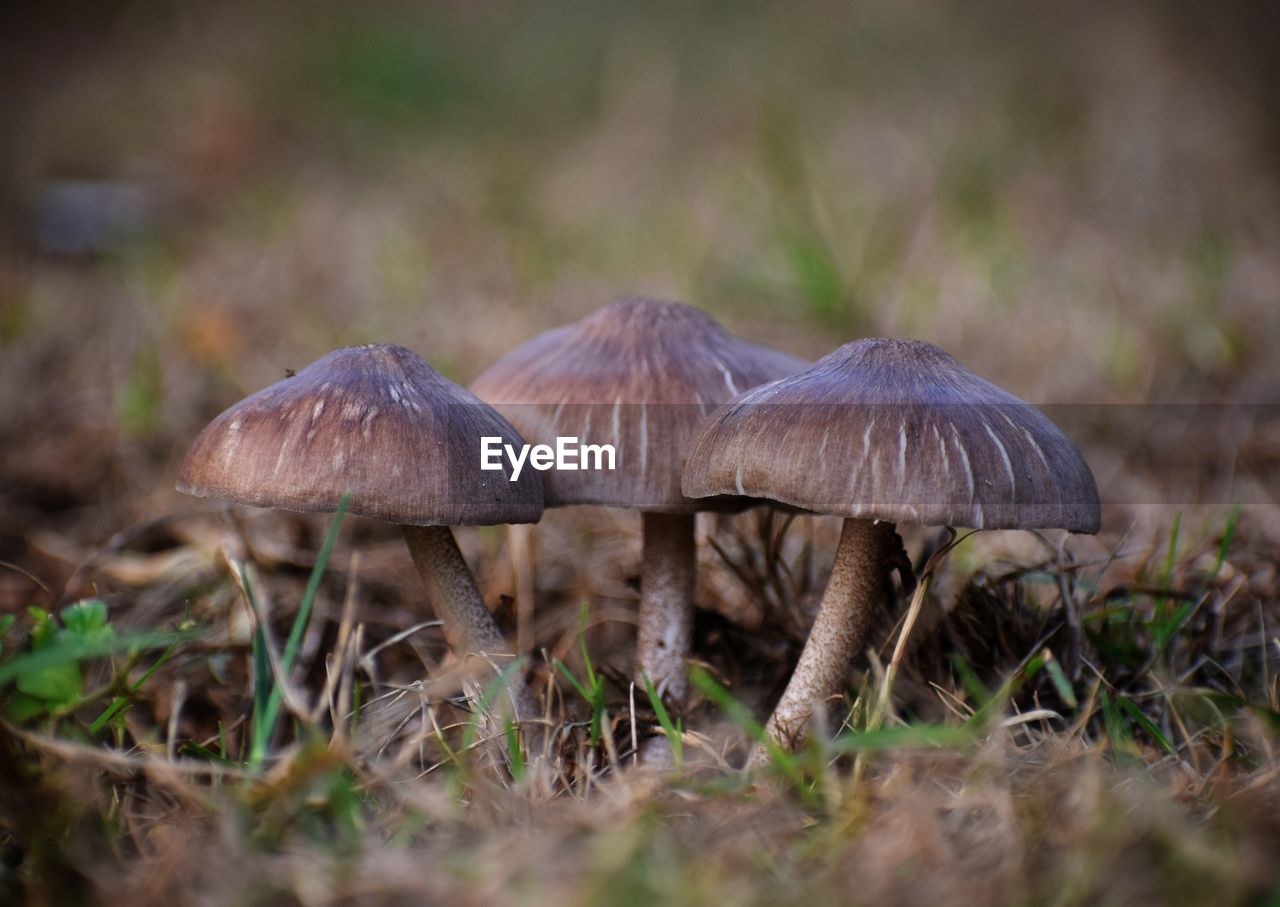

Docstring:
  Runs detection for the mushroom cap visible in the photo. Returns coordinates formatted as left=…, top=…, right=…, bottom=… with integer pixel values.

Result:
left=470, top=298, right=807, bottom=513
left=177, top=344, right=544, bottom=526
left=682, top=338, right=1100, bottom=532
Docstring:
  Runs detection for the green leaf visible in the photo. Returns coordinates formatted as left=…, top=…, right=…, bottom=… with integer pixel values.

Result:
left=0, top=630, right=192, bottom=689
left=61, top=600, right=111, bottom=638
left=7, top=691, right=53, bottom=723
left=26, top=607, right=55, bottom=649
left=15, top=656, right=82, bottom=704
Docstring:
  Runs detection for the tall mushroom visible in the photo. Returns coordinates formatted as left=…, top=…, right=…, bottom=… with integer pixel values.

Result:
left=177, top=343, right=544, bottom=741
left=682, top=338, right=1100, bottom=750
left=471, top=298, right=805, bottom=719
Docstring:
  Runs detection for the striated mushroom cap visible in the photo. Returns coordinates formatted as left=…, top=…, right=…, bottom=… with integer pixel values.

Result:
left=470, top=298, right=806, bottom=513
left=682, top=338, right=1100, bottom=532
left=178, top=344, right=544, bottom=526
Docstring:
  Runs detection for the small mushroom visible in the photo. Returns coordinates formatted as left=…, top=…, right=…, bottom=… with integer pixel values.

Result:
left=682, top=338, right=1100, bottom=750
left=177, top=344, right=545, bottom=742
left=471, top=298, right=805, bottom=721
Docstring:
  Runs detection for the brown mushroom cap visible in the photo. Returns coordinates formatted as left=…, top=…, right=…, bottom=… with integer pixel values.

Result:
left=178, top=344, right=543, bottom=526
left=470, top=298, right=806, bottom=513
left=682, top=338, right=1100, bottom=532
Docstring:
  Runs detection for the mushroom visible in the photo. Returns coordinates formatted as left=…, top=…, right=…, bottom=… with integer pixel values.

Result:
left=681, top=338, right=1100, bottom=750
left=177, top=343, right=545, bottom=743
left=471, top=298, right=805, bottom=722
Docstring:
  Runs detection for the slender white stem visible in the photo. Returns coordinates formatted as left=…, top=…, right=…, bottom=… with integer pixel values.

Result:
left=402, top=524, right=539, bottom=731
left=636, top=511, right=697, bottom=706
left=755, top=518, right=897, bottom=760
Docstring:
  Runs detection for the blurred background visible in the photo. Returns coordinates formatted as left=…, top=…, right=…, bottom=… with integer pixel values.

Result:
left=1, top=0, right=1278, bottom=593
left=4, top=7, right=1280, bottom=902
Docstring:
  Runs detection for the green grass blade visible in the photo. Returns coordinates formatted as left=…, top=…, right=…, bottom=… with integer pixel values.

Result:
left=964, top=652, right=1047, bottom=730
left=829, top=723, right=974, bottom=753
left=247, top=568, right=273, bottom=767
left=350, top=681, right=363, bottom=743
left=1117, top=696, right=1176, bottom=756
left=1153, top=512, right=1181, bottom=627
left=641, top=671, right=683, bottom=768
left=949, top=654, right=989, bottom=705
left=459, top=659, right=527, bottom=758
left=689, top=666, right=809, bottom=797
left=281, top=494, right=350, bottom=675
left=1101, top=691, right=1139, bottom=762
left=249, top=494, right=350, bottom=768
left=89, top=641, right=179, bottom=734
left=0, top=613, right=17, bottom=646
left=556, top=606, right=607, bottom=746
left=180, top=740, right=240, bottom=767
left=1209, top=504, right=1240, bottom=581
left=1154, top=602, right=1196, bottom=651
left=1044, top=654, right=1078, bottom=709
left=575, top=601, right=597, bottom=689
left=554, top=659, right=591, bottom=703
left=1162, top=513, right=1182, bottom=587
left=505, top=719, right=526, bottom=783
left=1154, top=508, right=1238, bottom=652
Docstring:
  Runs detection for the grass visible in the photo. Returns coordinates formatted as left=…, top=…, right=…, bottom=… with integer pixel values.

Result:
left=641, top=671, right=683, bottom=768
left=2, top=1, right=1280, bottom=904
left=5, top=507, right=1277, bottom=906
left=245, top=493, right=349, bottom=768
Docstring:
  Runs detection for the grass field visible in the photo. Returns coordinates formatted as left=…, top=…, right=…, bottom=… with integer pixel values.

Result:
left=2, top=2, right=1279, bottom=904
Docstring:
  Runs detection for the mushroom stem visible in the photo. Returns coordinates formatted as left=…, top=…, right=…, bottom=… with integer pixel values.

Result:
left=402, top=524, right=540, bottom=732
left=755, top=518, right=898, bottom=760
left=636, top=511, right=696, bottom=707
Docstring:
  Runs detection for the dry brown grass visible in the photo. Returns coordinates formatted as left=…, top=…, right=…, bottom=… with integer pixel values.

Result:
left=3, top=497, right=1278, bottom=906
left=2, top=2, right=1280, bottom=904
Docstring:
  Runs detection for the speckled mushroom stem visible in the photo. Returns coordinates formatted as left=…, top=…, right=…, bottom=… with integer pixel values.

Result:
left=753, top=518, right=898, bottom=762
left=402, top=524, right=540, bottom=734
left=636, top=512, right=697, bottom=708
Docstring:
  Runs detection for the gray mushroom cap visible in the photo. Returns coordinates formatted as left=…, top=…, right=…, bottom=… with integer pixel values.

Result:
left=178, top=344, right=544, bottom=526
left=470, top=298, right=806, bottom=513
left=682, top=338, right=1100, bottom=532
